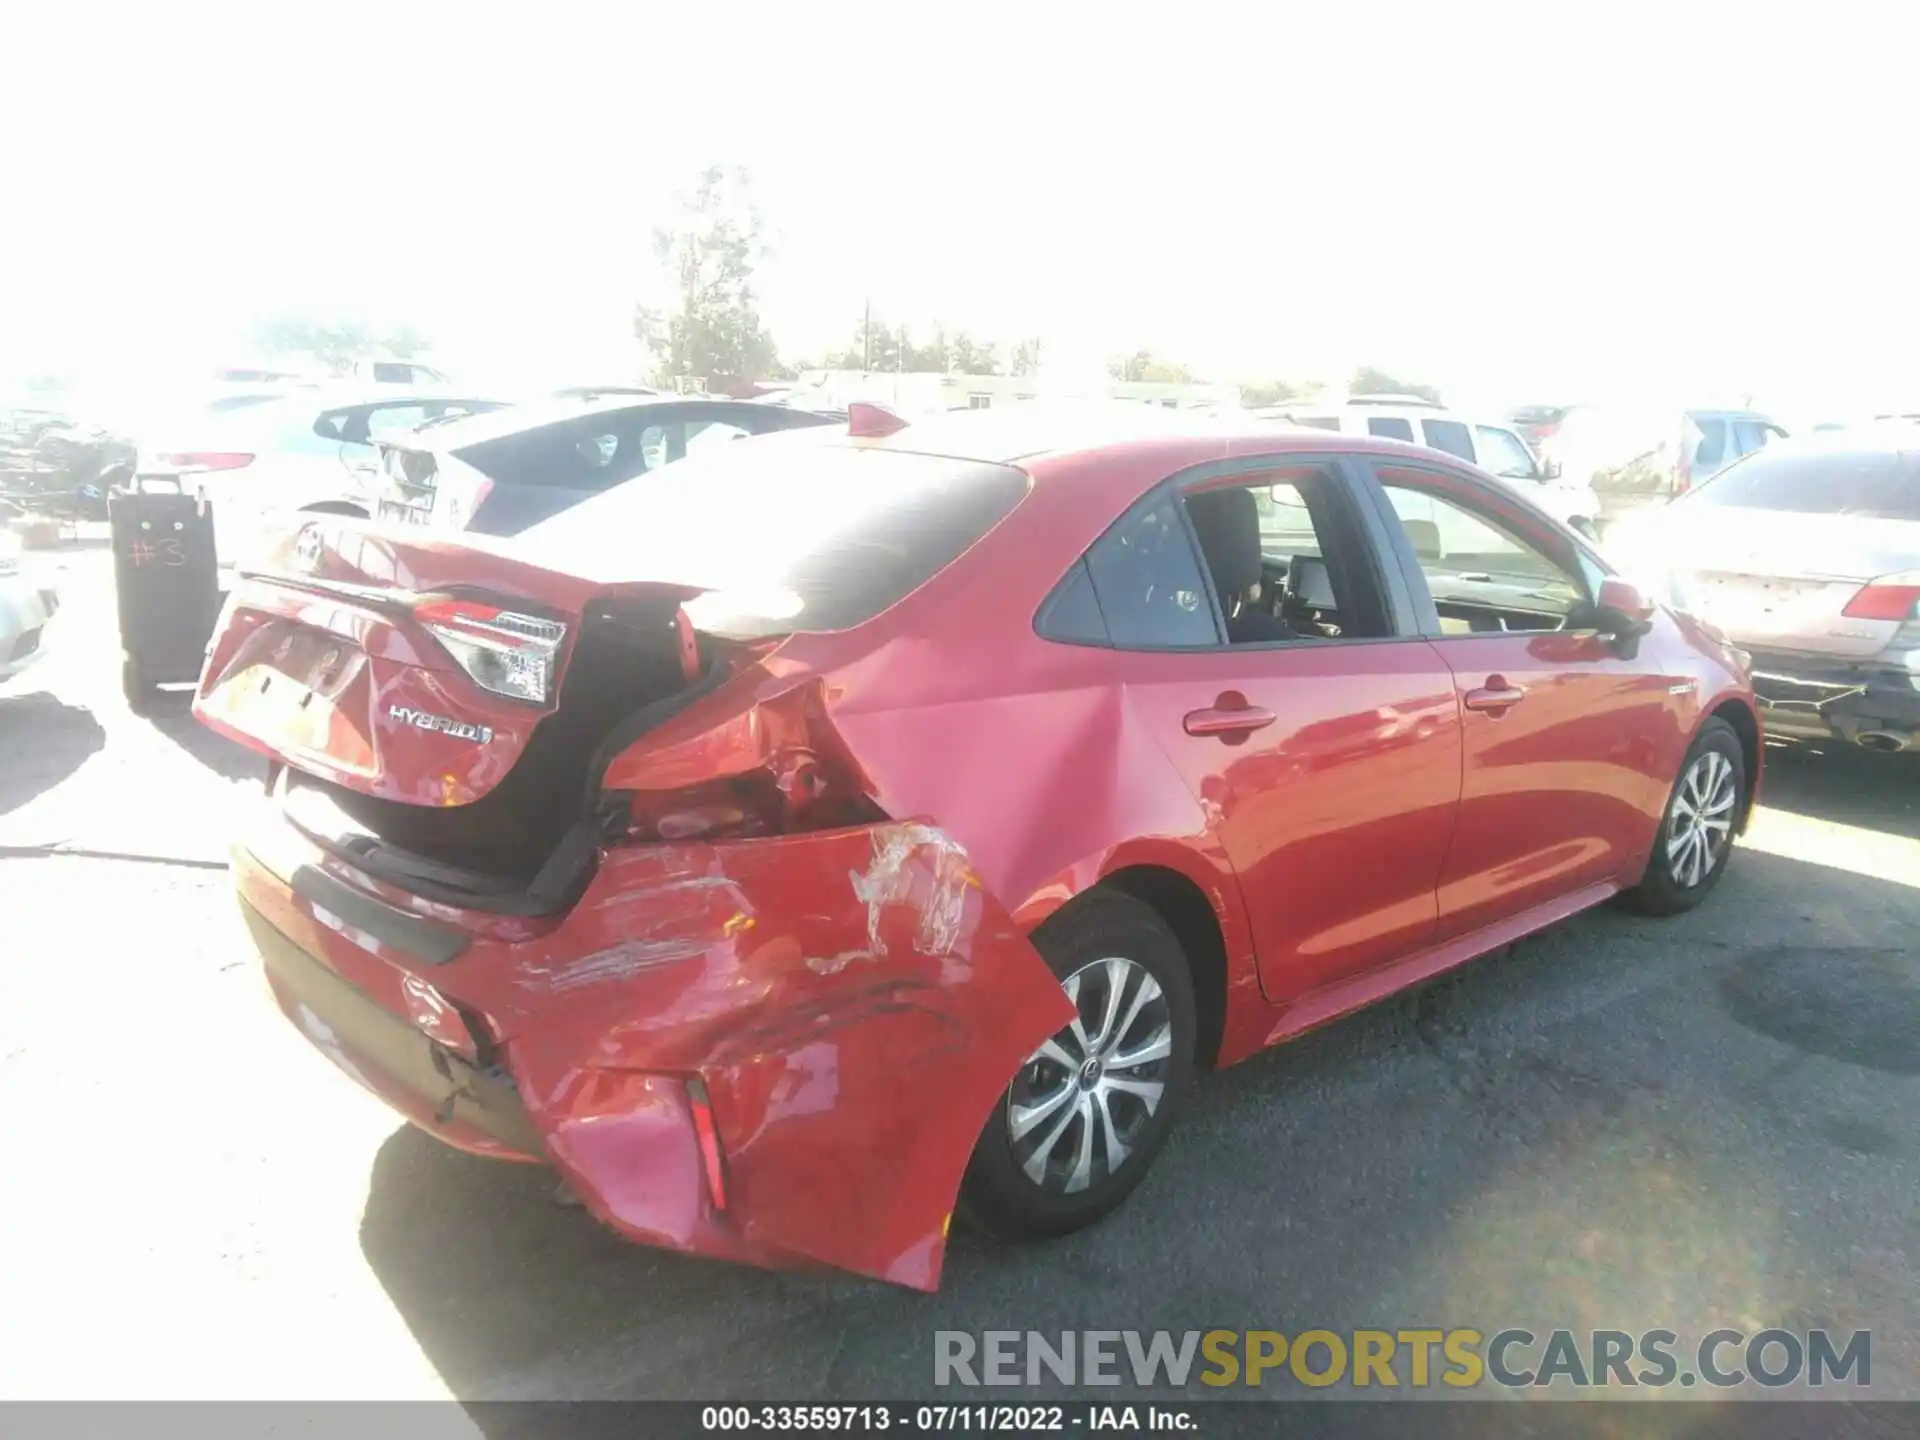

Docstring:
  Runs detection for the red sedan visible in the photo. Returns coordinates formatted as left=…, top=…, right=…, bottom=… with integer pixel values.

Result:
left=195, top=405, right=1760, bottom=1289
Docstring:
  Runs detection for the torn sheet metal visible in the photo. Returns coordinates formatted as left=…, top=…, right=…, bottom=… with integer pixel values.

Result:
left=235, top=819, right=1071, bottom=1290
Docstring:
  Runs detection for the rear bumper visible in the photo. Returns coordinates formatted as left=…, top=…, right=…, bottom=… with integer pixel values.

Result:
left=229, top=806, right=1070, bottom=1290
left=1748, top=649, right=1920, bottom=746
left=242, top=897, right=547, bottom=1160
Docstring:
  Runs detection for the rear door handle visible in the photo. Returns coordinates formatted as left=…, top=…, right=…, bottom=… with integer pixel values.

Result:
left=1183, top=704, right=1277, bottom=738
left=1463, top=676, right=1526, bottom=713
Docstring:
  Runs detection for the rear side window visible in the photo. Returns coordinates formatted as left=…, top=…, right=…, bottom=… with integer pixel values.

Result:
left=1692, top=418, right=1728, bottom=468
left=1084, top=494, right=1217, bottom=647
left=1420, top=418, right=1475, bottom=461
left=1367, top=416, right=1415, bottom=442
left=514, top=438, right=1033, bottom=639
left=458, top=414, right=650, bottom=491
left=1685, top=447, right=1920, bottom=520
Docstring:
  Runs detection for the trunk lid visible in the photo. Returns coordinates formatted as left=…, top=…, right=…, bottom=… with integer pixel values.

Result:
left=194, top=518, right=707, bottom=809
left=1611, top=506, right=1920, bottom=659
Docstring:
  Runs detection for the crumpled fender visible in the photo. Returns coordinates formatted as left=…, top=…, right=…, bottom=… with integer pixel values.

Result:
left=490, top=821, right=1074, bottom=1290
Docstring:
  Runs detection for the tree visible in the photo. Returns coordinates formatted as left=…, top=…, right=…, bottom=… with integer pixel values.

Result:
left=814, top=314, right=1001, bottom=374
left=250, top=314, right=430, bottom=372
left=1349, top=366, right=1441, bottom=404
left=1238, top=378, right=1308, bottom=408
left=635, top=165, right=781, bottom=388
left=1009, top=337, right=1044, bottom=378
left=1108, top=349, right=1195, bottom=384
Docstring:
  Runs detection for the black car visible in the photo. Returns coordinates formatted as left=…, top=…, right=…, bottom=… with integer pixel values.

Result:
left=372, top=394, right=840, bottom=535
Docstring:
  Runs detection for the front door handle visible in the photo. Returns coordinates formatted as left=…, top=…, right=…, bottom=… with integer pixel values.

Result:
left=1463, top=676, right=1526, bottom=713
left=1184, top=702, right=1277, bottom=739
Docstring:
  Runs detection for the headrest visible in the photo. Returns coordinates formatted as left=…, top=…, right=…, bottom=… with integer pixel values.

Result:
left=1289, top=555, right=1337, bottom=609
left=1183, top=487, right=1263, bottom=594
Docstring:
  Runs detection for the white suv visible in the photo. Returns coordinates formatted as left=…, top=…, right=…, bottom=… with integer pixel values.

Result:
left=1262, top=395, right=1604, bottom=539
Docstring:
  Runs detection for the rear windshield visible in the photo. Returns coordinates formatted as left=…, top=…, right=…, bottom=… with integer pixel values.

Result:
left=511, top=433, right=1033, bottom=638
left=1684, top=446, right=1920, bottom=520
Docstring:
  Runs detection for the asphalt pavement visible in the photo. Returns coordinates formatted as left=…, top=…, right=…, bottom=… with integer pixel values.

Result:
left=2, top=546, right=1916, bottom=1416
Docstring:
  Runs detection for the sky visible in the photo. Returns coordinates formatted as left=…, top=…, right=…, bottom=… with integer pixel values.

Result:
left=5, top=1, right=1919, bottom=421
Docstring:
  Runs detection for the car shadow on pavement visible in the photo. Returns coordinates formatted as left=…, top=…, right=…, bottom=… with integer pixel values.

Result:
left=1756, top=738, right=1918, bottom=839
left=0, top=691, right=104, bottom=818
left=356, top=848, right=1919, bottom=1419
left=138, top=687, right=266, bottom=785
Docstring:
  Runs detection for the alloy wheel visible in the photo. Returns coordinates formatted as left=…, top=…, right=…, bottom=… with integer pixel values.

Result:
left=1667, top=749, right=1737, bottom=887
left=1006, top=955, right=1174, bottom=1195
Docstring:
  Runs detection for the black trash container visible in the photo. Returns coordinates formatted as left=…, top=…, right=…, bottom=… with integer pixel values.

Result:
left=109, top=477, right=220, bottom=713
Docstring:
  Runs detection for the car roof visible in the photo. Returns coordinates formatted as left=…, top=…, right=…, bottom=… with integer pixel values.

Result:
left=856, top=402, right=1455, bottom=472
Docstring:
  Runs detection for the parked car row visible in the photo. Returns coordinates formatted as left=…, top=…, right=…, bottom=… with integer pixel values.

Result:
left=1261, top=394, right=1604, bottom=537
left=191, top=398, right=1763, bottom=1292
left=1508, top=401, right=1790, bottom=523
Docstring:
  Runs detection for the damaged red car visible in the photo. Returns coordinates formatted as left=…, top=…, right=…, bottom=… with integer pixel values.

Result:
left=196, top=405, right=1761, bottom=1290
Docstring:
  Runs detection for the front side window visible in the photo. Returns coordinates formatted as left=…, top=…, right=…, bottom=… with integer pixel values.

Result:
left=1379, top=472, right=1585, bottom=632
left=1368, top=416, right=1416, bottom=442
left=1473, top=425, right=1538, bottom=479
left=1083, top=494, right=1217, bottom=647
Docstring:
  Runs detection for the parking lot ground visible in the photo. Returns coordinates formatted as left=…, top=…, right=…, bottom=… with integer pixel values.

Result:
left=1, top=550, right=1916, bottom=1410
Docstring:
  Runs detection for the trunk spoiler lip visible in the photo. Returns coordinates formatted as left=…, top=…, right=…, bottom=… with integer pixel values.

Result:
left=228, top=564, right=713, bottom=623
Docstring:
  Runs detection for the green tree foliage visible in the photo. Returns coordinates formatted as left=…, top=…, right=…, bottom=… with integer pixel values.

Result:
left=1108, top=349, right=1196, bottom=383
left=812, top=315, right=1003, bottom=374
left=1009, top=337, right=1044, bottom=378
left=250, top=315, right=430, bottom=371
left=635, top=166, right=781, bottom=387
left=1349, top=365, right=1441, bottom=404
left=1238, top=378, right=1309, bottom=408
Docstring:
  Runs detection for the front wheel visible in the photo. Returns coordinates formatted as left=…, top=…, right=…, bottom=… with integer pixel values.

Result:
left=960, top=891, right=1195, bottom=1241
left=1619, top=717, right=1746, bottom=915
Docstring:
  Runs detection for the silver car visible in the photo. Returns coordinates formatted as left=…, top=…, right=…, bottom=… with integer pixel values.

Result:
left=0, top=531, right=59, bottom=684
left=1607, top=426, right=1920, bottom=753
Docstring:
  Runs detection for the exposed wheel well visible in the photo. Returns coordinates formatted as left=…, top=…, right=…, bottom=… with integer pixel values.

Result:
left=300, top=501, right=367, bottom=518
left=1710, top=699, right=1761, bottom=832
left=1096, top=866, right=1229, bottom=1067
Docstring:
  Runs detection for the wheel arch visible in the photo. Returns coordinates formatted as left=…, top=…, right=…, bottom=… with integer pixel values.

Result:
left=1705, top=695, right=1761, bottom=834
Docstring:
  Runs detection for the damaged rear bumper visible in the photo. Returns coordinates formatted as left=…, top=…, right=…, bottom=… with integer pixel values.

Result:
left=232, top=812, right=1072, bottom=1290
left=1748, top=649, right=1920, bottom=749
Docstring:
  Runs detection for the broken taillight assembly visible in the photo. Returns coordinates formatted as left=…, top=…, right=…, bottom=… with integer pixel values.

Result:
left=415, top=598, right=568, bottom=705
left=1842, top=573, right=1920, bottom=622
left=685, top=1076, right=728, bottom=1212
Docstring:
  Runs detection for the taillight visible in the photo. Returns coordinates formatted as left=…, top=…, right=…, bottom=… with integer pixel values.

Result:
left=1842, top=573, right=1920, bottom=622
left=415, top=598, right=568, bottom=704
left=157, top=451, right=254, bottom=471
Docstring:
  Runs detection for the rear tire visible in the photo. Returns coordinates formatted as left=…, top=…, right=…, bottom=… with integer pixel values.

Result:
left=960, top=891, right=1196, bottom=1241
left=1619, top=717, right=1745, bottom=916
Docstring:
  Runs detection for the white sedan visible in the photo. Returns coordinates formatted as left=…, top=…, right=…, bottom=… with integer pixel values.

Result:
left=135, top=387, right=507, bottom=568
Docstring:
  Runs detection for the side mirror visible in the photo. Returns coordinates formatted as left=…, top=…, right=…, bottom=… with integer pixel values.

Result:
left=1569, top=577, right=1656, bottom=657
